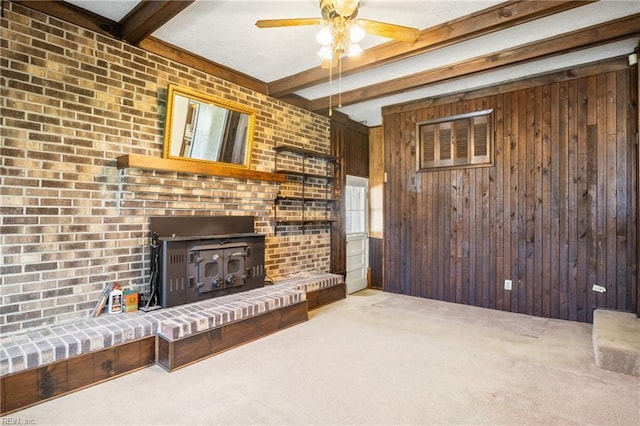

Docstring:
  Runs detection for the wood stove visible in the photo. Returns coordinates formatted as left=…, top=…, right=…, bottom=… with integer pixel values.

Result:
left=149, top=216, right=265, bottom=308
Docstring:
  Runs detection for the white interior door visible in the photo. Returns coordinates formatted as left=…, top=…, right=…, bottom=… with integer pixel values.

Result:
left=345, top=176, right=369, bottom=294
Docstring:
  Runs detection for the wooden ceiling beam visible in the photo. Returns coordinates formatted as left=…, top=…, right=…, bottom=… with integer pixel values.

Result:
left=120, top=0, right=195, bottom=45
left=309, top=14, right=640, bottom=112
left=138, top=37, right=268, bottom=94
left=382, top=56, right=630, bottom=116
left=267, top=0, right=596, bottom=98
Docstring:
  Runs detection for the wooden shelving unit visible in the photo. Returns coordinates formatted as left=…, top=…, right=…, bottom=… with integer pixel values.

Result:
left=274, top=145, right=339, bottom=234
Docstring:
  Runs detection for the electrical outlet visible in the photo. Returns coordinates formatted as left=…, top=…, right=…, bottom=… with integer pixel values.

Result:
left=504, top=279, right=512, bottom=290
left=592, top=284, right=606, bottom=293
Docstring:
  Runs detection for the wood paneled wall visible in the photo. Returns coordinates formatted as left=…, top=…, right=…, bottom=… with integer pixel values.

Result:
left=330, top=121, right=347, bottom=276
left=344, top=124, right=370, bottom=178
left=369, top=127, right=385, bottom=289
left=383, top=63, right=638, bottom=322
left=369, top=127, right=385, bottom=239
left=330, top=112, right=370, bottom=276
left=369, top=238, right=384, bottom=289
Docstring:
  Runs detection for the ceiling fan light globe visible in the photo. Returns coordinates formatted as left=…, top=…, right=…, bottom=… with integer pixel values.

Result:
left=318, top=46, right=333, bottom=59
left=349, top=23, right=365, bottom=43
left=316, top=26, right=333, bottom=46
left=348, top=42, right=362, bottom=57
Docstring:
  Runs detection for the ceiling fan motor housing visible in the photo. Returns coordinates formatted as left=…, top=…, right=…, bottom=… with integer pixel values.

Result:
left=321, top=0, right=359, bottom=20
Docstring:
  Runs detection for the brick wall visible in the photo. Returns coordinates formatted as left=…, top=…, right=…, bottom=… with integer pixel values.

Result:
left=0, top=3, right=331, bottom=335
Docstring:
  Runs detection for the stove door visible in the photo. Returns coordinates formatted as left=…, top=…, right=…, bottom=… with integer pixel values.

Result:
left=190, top=242, right=248, bottom=294
left=202, top=251, right=224, bottom=292
left=224, top=248, right=247, bottom=288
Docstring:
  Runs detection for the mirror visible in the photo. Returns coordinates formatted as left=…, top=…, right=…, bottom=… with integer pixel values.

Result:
left=163, top=84, right=256, bottom=168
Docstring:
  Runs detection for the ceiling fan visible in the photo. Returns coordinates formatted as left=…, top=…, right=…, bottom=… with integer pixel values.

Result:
left=255, top=0, right=419, bottom=61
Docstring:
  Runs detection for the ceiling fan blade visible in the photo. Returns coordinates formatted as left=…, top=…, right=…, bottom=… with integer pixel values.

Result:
left=356, top=19, right=419, bottom=42
left=255, top=18, right=323, bottom=28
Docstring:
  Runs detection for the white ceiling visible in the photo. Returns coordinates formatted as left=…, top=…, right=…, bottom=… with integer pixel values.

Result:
left=66, top=0, right=639, bottom=126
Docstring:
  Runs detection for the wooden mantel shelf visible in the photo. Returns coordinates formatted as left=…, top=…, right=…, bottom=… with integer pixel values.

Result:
left=116, top=154, right=285, bottom=183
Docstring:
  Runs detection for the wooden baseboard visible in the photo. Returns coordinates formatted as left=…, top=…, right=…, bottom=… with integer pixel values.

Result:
left=307, top=283, right=346, bottom=310
left=156, top=301, right=308, bottom=372
left=1, top=337, right=155, bottom=416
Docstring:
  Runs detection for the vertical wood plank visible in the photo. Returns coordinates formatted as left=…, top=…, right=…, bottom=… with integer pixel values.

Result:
left=594, top=74, right=608, bottom=322
left=543, top=82, right=555, bottom=318
left=469, top=168, right=477, bottom=307
left=494, top=93, right=505, bottom=311
left=441, top=168, right=451, bottom=302
left=461, top=165, right=470, bottom=305
left=576, top=76, right=590, bottom=322
left=605, top=71, right=618, bottom=309
left=432, top=169, right=441, bottom=300
left=585, top=75, right=599, bottom=323
left=451, top=169, right=460, bottom=303
left=403, top=111, right=415, bottom=296
left=512, top=90, right=522, bottom=313
left=558, top=80, right=573, bottom=320
left=630, top=63, right=639, bottom=315
left=502, top=92, right=513, bottom=312
left=427, top=169, right=436, bottom=299
left=480, top=96, right=497, bottom=309
left=483, top=163, right=492, bottom=308
left=420, top=106, right=434, bottom=299
left=567, top=78, right=579, bottom=321
left=616, top=68, right=631, bottom=311
left=533, top=85, right=544, bottom=317
left=586, top=120, right=598, bottom=323
left=330, top=120, right=347, bottom=276
left=518, top=90, right=531, bottom=313
left=587, top=75, right=599, bottom=323
left=383, top=113, right=396, bottom=293
left=556, top=81, right=569, bottom=319
left=399, top=111, right=409, bottom=295
left=416, top=115, right=425, bottom=298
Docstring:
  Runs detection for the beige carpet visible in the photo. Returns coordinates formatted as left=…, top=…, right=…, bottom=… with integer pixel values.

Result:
left=8, top=290, right=640, bottom=425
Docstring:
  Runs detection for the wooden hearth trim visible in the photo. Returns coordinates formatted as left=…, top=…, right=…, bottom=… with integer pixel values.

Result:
left=156, top=301, right=308, bottom=371
left=307, top=283, right=346, bottom=311
left=1, top=337, right=155, bottom=416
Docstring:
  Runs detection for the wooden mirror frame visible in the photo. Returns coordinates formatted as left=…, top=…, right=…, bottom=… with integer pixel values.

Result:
left=163, top=84, right=256, bottom=168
